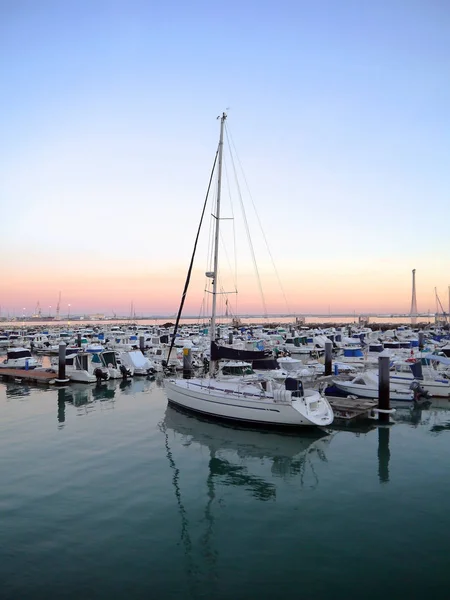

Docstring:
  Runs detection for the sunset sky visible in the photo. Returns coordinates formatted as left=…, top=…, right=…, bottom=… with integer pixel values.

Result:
left=1, top=1, right=449, bottom=318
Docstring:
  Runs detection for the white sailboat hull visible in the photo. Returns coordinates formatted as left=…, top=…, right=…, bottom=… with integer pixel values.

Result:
left=164, top=379, right=333, bottom=427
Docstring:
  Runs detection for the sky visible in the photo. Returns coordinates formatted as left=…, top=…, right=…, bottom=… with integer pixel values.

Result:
left=1, top=0, right=449, bottom=318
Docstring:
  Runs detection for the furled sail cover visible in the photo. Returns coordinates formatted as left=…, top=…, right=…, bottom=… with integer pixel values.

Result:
left=210, top=341, right=269, bottom=362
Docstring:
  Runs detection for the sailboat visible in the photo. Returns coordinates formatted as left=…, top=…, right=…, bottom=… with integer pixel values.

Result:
left=164, top=113, right=334, bottom=427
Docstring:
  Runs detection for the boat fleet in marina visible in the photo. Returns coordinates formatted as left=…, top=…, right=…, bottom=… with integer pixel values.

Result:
left=1, top=319, right=449, bottom=426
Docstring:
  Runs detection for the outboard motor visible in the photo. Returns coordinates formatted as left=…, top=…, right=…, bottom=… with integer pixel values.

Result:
left=120, top=364, right=130, bottom=380
left=410, top=380, right=432, bottom=404
left=94, top=367, right=108, bottom=383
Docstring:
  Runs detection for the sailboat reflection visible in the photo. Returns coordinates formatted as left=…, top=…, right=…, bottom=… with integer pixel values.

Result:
left=162, top=405, right=332, bottom=497
left=160, top=406, right=332, bottom=593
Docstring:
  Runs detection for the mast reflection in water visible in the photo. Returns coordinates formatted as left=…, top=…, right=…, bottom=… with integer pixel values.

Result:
left=162, top=405, right=332, bottom=497
left=159, top=406, right=333, bottom=596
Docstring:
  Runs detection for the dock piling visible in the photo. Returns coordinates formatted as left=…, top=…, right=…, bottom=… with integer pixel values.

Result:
left=418, top=331, right=425, bottom=351
left=324, top=340, right=333, bottom=376
left=183, top=347, right=193, bottom=379
left=378, top=355, right=390, bottom=423
left=59, top=343, right=66, bottom=380
left=54, top=342, right=70, bottom=385
left=77, top=333, right=82, bottom=348
left=139, top=335, right=145, bottom=353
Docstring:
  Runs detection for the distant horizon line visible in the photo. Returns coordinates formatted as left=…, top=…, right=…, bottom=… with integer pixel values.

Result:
left=1, top=311, right=441, bottom=322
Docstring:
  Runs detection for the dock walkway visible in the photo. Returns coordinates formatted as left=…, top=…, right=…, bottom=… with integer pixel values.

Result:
left=0, top=368, right=57, bottom=384
left=327, top=396, right=378, bottom=421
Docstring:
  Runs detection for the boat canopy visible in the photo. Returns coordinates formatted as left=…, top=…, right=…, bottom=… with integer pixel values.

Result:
left=343, top=348, right=364, bottom=358
left=211, top=341, right=268, bottom=362
left=423, top=354, right=450, bottom=366
left=7, top=348, right=31, bottom=359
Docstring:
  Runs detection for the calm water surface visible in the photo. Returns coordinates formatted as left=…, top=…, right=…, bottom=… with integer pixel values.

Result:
left=1, top=377, right=450, bottom=599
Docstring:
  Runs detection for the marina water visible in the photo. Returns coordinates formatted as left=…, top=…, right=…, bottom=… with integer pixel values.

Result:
left=1, top=378, right=449, bottom=599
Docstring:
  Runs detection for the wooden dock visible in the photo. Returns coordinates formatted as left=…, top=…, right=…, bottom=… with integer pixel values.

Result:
left=313, top=375, right=378, bottom=422
left=0, top=368, right=57, bottom=384
left=326, top=395, right=378, bottom=421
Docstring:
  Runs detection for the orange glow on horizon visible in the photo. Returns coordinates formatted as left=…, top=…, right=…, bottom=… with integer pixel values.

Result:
left=2, top=260, right=445, bottom=317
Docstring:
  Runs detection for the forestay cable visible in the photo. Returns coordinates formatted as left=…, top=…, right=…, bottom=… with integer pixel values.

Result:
left=166, top=147, right=219, bottom=365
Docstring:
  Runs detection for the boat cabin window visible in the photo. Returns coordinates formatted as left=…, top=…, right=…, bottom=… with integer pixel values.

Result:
left=102, top=352, right=116, bottom=367
left=76, top=355, right=89, bottom=371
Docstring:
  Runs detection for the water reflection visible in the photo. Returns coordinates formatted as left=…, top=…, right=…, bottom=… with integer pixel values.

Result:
left=393, top=404, right=429, bottom=428
left=208, top=455, right=276, bottom=501
left=5, top=382, right=31, bottom=399
left=161, top=405, right=332, bottom=498
left=392, top=398, right=450, bottom=433
left=57, top=387, right=66, bottom=427
left=54, top=377, right=156, bottom=422
left=159, top=407, right=332, bottom=596
left=92, top=383, right=116, bottom=401
left=377, top=427, right=390, bottom=484
left=429, top=421, right=450, bottom=434
left=62, top=381, right=117, bottom=412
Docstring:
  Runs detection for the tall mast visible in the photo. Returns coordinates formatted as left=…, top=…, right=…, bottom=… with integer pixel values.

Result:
left=210, top=112, right=227, bottom=375
left=410, top=269, right=417, bottom=325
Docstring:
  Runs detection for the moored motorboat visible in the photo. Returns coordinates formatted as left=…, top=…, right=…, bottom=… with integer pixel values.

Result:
left=333, top=371, right=413, bottom=401
left=0, top=347, right=40, bottom=369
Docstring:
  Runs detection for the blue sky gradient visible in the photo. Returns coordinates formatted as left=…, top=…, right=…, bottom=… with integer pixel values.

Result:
left=1, top=1, right=449, bottom=316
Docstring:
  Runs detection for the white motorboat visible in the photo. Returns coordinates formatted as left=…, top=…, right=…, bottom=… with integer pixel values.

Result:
left=7, top=334, right=23, bottom=348
left=333, top=371, right=413, bottom=401
left=389, top=359, right=450, bottom=397
left=276, top=356, right=303, bottom=372
left=0, top=347, right=41, bottom=369
left=164, top=113, right=334, bottom=428
left=97, top=350, right=125, bottom=379
left=66, top=352, right=110, bottom=383
left=116, top=350, right=155, bottom=376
